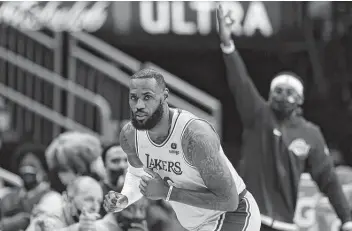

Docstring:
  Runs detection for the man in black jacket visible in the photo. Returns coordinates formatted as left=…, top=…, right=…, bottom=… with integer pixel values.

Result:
left=217, top=4, right=352, bottom=231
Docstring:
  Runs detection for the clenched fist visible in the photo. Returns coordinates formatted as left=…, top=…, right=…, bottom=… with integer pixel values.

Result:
left=139, top=167, right=169, bottom=201
left=104, top=191, right=129, bottom=213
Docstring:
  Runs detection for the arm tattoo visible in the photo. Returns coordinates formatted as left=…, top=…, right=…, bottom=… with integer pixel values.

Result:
left=182, top=121, right=236, bottom=203
left=120, top=122, right=136, bottom=155
left=120, top=123, right=143, bottom=168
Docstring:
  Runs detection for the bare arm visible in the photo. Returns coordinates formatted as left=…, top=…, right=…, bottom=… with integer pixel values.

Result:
left=120, top=122, right=143, bottom=168
left=117, top=122, right=145, bottom=207
left=169, top=120, right=239, bottom=211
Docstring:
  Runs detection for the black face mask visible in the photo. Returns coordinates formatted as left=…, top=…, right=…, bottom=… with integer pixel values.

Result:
left=270, top=96, right=298, bottom=120
left=109, top=169, right=125, bottom=185
left=21, top=173, right=39, bottom=191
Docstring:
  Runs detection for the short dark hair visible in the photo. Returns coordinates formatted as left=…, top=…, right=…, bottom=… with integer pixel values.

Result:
left=101, top=142, right=120, bottom=165
left=131, top=68, right=166, bottom=90
left=12, top=143, right=48, bottom=173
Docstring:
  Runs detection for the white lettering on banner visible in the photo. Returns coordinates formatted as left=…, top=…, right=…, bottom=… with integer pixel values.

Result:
left=219, top=2, right=245, bottom=36
left=0, top=1, right=109, bottom=32
left=294, top=194, right=320, bottom=228
left=189, top=2, right=213, bottom=35
left=172, top=2, right=196, bottom=35
left=243, top=1, right=273, bottom=36
left=140, top=1, right=169, bottom=34
left=139, top=1, right=274, bottom=37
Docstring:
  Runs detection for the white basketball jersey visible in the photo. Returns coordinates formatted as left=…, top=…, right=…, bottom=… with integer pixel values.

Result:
left=135, top=108, right=246, bottom=230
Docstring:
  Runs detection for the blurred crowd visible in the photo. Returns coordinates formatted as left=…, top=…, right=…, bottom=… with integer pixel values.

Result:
left=0, top=131, right=186, bottom=231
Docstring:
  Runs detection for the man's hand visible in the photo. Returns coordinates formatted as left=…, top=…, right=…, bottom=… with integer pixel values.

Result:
left=104, top=191, right=129, bottom=213
left=139, top=167, right=169, bottom=200
left=78, top=210, right=100, bottom=231
left=128, top=221, right=149, bottom=231
left=216, top=3, right=235, bottom=46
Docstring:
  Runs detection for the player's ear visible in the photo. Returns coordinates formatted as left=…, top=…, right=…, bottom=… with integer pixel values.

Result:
left=163, top=88, right=169, bottom=101
left=297, top=94, right=304, bottom=105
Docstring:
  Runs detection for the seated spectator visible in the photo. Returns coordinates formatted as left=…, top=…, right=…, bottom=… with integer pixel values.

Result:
left=0, top=143, right=50, bottom=231
left=26, top=176, right=104, bottom=231
left=45, top=131, right=105, bottom=189
left=100, top=144, right=128, bottom=216
left=26, top=132, right=106, bottom=227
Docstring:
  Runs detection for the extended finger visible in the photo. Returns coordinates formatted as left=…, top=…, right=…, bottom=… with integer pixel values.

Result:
left=139, top=186, right=146, bottom=196
left=139, top=183, right=146, bottom=192
left=217, top=3, right=224, bottom=18
left=141, top=175, right=152, bottom=182
left=139, top=179, right=147, bottom=188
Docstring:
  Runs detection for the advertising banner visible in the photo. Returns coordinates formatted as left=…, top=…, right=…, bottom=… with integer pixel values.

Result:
left=0, top=1, right=282, bottom=50
left=295, top=171, right=352, bottom=231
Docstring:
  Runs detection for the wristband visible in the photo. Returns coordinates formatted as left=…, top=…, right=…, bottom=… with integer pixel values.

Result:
left=165, top=185, right=173, bottom=202
left=342, top=221, right=352, bottom=230
left=220, top=40, right=235, bottom=54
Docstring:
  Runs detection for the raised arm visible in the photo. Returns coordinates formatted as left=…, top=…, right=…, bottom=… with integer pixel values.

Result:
left=168, top=120, right=239, bottom=211
left=217, top=4, right=266, bottom=126
left=306, top=128, right=352, bottom=229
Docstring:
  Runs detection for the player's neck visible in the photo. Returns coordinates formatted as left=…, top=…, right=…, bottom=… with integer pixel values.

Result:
left=148, top=107, right=173, bottom=140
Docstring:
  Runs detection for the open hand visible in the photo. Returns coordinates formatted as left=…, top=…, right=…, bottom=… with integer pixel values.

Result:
left=216, top=3, right=235, bottom=46
left=139, top=167, right=168, bottom=201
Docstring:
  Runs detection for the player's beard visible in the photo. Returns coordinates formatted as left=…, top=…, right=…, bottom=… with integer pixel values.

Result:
left=131, top=100, right=164, bottom=130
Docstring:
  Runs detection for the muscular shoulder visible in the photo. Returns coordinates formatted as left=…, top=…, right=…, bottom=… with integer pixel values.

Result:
left=181, top=119, right=220, bottom=166
left=119, top=122, right=137, bottom=155
left=181, top=120, right=236, bottom=201
left=120, top=122, right=143, bottom=167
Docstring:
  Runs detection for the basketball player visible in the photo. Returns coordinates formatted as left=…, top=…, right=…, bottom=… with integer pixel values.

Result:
left=104, top=68, right=261, bottom=231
